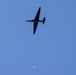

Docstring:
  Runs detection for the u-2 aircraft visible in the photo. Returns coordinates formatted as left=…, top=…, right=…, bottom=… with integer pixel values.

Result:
left=26, top=7, right=46, bottom=34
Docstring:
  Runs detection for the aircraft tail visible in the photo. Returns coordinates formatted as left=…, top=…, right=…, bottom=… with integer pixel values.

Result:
left=43, top=17, right=46, bottom=24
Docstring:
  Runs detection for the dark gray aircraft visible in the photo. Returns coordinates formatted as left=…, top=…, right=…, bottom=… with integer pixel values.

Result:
left=26, top=7, right=46, bottom=34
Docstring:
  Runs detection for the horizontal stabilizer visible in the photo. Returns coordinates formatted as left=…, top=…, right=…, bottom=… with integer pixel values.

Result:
left=43, top=17, right=46, bottom=24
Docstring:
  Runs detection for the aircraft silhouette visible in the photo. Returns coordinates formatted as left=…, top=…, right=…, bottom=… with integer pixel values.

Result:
left=26, top=7, right=46, bottom=34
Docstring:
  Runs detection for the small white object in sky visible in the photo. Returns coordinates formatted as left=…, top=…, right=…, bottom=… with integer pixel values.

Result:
left=33, top=65, right=36, bottom=69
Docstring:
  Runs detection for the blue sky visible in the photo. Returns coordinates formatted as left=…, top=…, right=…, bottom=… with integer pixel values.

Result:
left=0, top=0, right=76, bottom=75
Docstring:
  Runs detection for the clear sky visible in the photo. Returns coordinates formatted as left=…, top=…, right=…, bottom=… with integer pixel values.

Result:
left=0, top=0, right=76, bottom=75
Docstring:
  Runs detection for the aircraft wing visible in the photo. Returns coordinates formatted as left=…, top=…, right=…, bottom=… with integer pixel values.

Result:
left=33, top=7, right=41, bottom=34
left=34, top=7, right=41, bottom=20
left=33, top=22, right=38, bottom=34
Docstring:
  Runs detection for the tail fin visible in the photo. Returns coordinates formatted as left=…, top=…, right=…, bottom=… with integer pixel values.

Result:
left=43, top=17, right=46, bottom=24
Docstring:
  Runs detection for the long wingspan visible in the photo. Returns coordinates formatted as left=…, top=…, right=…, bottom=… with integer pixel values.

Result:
left=33, top=7, right=41, bottom=34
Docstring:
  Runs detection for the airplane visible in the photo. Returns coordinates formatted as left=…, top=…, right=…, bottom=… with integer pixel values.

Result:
left=26, top=7, right=46, bottom=34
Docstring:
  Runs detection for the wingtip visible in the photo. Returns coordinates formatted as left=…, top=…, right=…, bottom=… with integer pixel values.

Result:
left=33, top=32, right=35, bottom=34
left=39, top=7, right=41, bottom=9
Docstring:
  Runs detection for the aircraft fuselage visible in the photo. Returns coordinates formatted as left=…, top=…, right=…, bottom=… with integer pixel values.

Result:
left=26, top=20, right=43, bottom=22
